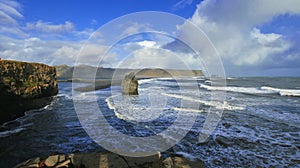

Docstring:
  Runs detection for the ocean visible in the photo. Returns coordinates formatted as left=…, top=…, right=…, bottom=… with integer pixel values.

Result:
left=0, top=77, right=299, bottom=167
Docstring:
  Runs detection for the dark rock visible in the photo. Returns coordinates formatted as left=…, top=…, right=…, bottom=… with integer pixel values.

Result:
left=121, top=72, right=138, bottom=95
left=15, top=152, right=206, bottom=168
left=0, top=60, right=58, bottom=124
left=70, top=152, right=161, bottom=168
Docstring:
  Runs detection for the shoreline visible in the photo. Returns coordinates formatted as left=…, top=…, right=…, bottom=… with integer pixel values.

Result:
left=73, top=79, right=122, bottom=92
left=15, top=151, right=204, bottom=168
left=71, top=78, right=152, bottom=92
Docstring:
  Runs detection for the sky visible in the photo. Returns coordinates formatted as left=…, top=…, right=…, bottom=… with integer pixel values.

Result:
left=1, top=0, right=300, bottom=76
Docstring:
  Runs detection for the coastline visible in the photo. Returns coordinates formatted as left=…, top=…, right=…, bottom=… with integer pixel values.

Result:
left=0, top=60, right=58, bottom=125
left=15, top=151, right=204, bottom=168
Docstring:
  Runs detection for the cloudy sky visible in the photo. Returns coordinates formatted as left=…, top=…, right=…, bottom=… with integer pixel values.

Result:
left=1, top=0, right=300, bottom=76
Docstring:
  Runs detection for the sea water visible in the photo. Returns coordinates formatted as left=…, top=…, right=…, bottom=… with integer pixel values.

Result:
left=0, top=77, right=299, bottom=167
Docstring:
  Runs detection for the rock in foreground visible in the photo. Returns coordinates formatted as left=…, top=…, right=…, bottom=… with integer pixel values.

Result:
left=122, top=72, right=138, bottom=95
left=0, top=60, right=58, bottom=124
left=15, top=152, right=204, bottom=168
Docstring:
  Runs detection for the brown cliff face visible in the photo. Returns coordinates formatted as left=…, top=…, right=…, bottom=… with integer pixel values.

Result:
left=0, top=60, right=58, bottom=124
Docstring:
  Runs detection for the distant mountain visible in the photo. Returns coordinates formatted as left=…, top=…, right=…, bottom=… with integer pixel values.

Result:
left=55, top=64, right=202, bottom=81
left=55, top=64, right=119, bottom=80
left=136, top=68, right=202, bottom=78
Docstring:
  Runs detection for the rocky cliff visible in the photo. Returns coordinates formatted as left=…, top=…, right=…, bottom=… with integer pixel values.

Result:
left=0, top=60, right=58, bottom=124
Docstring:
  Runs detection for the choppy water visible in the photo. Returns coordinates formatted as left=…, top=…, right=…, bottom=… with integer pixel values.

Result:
left=0, top=77, right=300, bottom=167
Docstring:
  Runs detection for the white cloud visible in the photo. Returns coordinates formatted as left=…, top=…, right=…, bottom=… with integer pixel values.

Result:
left=137, top=40, right=156, bottom=48
left=26, top=20, right=75, bottom=33
left=120, top=22, right=152, bottom=37
left=177, top=0, right=300, bottom=75
left=0, top=0, right=26, bottom=37
left=114, top=39, right=203, bottom=70
left=0, top=35, right=75, bottom=64
left=0, top=0, right=22, bottom=25
left=172, top=0, right=193, bottom=10
left=0, top=0, right=102, bottom=66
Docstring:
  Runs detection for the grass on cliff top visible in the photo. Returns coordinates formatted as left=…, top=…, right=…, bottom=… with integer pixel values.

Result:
left=0, top=60, right=51, bottom=67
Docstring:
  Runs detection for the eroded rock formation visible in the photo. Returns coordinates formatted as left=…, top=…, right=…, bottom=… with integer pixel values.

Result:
left=121, top=72, right=138, bottom=95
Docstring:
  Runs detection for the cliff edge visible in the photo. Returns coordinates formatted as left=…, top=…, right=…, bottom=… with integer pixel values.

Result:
left=0, top=60, right=58, bottom=124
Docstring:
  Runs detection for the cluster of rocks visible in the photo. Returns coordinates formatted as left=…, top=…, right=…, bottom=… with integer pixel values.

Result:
left=15, top=154, right=70, bottom=168
left=14, top=152, right=204, bottom=168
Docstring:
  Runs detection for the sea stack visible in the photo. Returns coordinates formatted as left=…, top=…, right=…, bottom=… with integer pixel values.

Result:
left=121, top=72, right=138, bottom=95
left=0, top=60, right=58, bottom=124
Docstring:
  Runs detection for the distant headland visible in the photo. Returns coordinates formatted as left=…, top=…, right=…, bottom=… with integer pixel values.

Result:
left=55, top=64, right=203, bottom=92
left=55, top=64, right=203, bottom=81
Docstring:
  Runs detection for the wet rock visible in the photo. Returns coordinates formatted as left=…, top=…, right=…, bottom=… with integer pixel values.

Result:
left=121, top=72, right=138, bottom=95
left=58, top=155, right=66, bottom=163
left=125, top=153, right=161, bottom=167
left=162, top=157, right=173, bottom=168
left=28, top=163, right=39, bottom=168
left=45, top=155, right=59, bottom=167
left=15, top=152, right=206, bottom=168
left=55, top=159, right=70, bottom=168
left=71, top=152, right=161, bottom=168
left=172, top=156, right=204, bottom=168
left=14, top=157, right=40, bottom=168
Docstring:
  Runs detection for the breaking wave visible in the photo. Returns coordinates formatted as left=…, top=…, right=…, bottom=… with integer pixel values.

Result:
left=200, top=84, right=300, bottom=97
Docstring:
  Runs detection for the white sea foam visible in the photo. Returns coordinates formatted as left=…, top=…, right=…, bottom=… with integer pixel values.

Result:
left=162, top=93, right=244, bottom=111
left=175, top=152, right=197, bottom=161
left=138, top=78, right=156, bottom=84
left=72, top=90, right=104, bottom=102
left=58, top=93, right=72, bottom=100
left=173, top=107, right=203, bottom=113
left=106, top=95, right=167, bottom=122
left=245, top=107, right=300, bottom=128
left=105, top=95, right=118, bottom=110
left=200, top=84, right=300, bottom=97
left=261, top=86, right=300, bottom=97
left=0, top=127, right=25, bottom=138
left=200, top=84, right=276, bottom=94
left=204, top=80, right=212, bottom=85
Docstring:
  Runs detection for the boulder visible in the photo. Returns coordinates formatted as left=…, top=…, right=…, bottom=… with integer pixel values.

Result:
left=121, top=72, right=138, bottom=95
left=0, top=60, right=58, bottom=124
left=44, top=155, right=59, bottom=167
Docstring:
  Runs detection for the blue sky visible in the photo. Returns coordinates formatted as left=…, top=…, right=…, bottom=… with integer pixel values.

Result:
left=1, top=0, right=300, bottom=76
left=21, top=0, right=200, bottom=29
